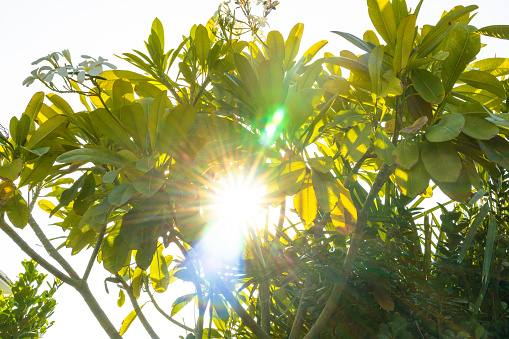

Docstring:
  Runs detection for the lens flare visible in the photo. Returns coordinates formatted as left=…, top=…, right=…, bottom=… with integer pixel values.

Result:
left=261, top=107, right=285, bottom=145
left=197, top=175, right=266, bottom=270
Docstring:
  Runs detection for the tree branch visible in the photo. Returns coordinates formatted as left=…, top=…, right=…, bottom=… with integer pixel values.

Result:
left=116, top=273, right=160, bottom=339
left=0, top=215, right=76, bottom=287
left=75, top=281, right=123, bottom=339
left=145, top=282, right=195, bottom=333
left=28, top=215, right=80, bottom=280
left=303, top=164, right=395, bottom=338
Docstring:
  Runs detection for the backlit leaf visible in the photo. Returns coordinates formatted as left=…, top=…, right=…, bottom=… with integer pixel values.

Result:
left=6, top=190, right=29, bottom=229
left=367, top=0, right=397, bottom=49
left=150, top=243, right=170, bottom=293
left=341, top=123, right=371, bottom=162
left=293, top=175, right=317, bottom=224
left=395, top=159, right=429, bottom=198
left=171, top=293, right=196, bottom=317
left=421, top=141, right=462, bottom=183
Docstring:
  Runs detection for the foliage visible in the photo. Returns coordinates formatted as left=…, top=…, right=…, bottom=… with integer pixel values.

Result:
left=1, top=0, right=509, bottom=338
left=0, top=260, right=61, bottom=339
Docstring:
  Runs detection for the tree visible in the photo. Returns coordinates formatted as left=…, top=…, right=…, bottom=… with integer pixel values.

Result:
left=1, top=0, right=509, bottom=337
left=0, top=260, right=61, bottom=338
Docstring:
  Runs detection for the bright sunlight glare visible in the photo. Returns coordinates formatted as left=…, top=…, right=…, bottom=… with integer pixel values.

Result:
left=197, top=175, right=266, bottom=269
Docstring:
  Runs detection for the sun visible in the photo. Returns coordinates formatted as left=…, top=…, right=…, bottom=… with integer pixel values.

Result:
left=197, top=174, right=266, bottom=268
left=212, top=175, right=266, bottom=226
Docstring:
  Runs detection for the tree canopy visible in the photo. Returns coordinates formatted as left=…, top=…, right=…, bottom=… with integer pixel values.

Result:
left=1, top=0, right=509, bottom=338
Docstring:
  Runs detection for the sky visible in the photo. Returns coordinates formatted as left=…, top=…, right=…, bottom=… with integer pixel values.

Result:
left=0, top=0, right=508, bottom=338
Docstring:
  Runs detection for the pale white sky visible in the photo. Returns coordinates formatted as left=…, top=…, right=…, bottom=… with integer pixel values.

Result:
left=0, top=0, right=508, bottom=338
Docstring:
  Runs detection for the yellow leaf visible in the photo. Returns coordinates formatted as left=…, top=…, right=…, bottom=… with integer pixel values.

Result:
left=331, top=181, right=357, bottom=236
left=293, top=175, right=317, bottom=224
left=0, top=181, right=15, bottom=210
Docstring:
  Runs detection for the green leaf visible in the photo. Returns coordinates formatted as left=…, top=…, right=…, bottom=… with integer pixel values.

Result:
left=374, top=128, right=395, bottom=165
left=474, top=214, right=497, bottom=313
left=461, top=115, right=499, bottom=140
left=213, top=296, right=230, bottom=323
left=421, top=141, right=462, bottom=183
left=46, top=93, right=74, bottom=116
left=23, top=92, right=45, bottom=126
left=15, top=115, right=30, bottom=146
left=171, top=293, right=196, bottom=317
left=157, top=104, right=197, bottom=153
left=417, top=5, right=478, bottom=58
left=108, top=183, right=137, bottom=206
left=312, top=171, right=339, bottom=212
left=148, top=91, right=171, bottom=149
left=277, top=156, right=306, bottom=196
left=6, top=189, right=29, bottom=229
left=478, top=136, right=509, bottom=170
left=441, top=24, right=481, bottom=94
left=150, top=243, right=170, bottom=293
left=471, top=58, right=509, bottom=77
left=132, top=169, right=165, bottom=198
left=234, top=53, right=260, bottom=100
left=301, top=40, right=328, bottom=64
left=18, top=154, right=56, bottom=188
left=293, top=175, right=317, bottom=224
left=80, top=200, right=111, bottom=233
left=410, top=69, right=445, bottom=104
left=392, top=0, right=408, bottom=27
left=117, top=289, right=125, bottom=307
left=458, top=203, right=490, bottom=263
left=56, top=147, right=127, bottom=168
left=132, top=267, right=144, bottom=299
left=112, top=78, right=135, bottom=110
left=458, top=70, right=506, bottom=98
left=60, top=173, right=86, bottom=206
left=151, top=18, right=165, bottom=50
left=308, top=156, right=334, bottom=173
left=283, top=23, right=304, bottom=70
left=367, top=0, right=397, bottom=50
left=195, top=24, right=211, bottom=67
left=393, top=14, right=416, bottom=73
left=265, top=30, right=285, bottom=64
left=395, top=159, right=429, bottom=198
left=341, top=123, right=371, bottom=162
left=325, top=57, right=370, bottom=81
left=0, top=159, right=23, bottom=181
left=90, top=108, right=135, bottom=152
left=425, top=113, right=465, bottom=142
left=476, top=25, right=509, bottom=40
left=258, top=59, right=284, bottom=108
left=437, top=167, right=472, bottom=202
left=25, top=115, right=68, bottom=150
left=332, top=31, right=373, bottom=53
left=119, top=102, right=148, bottom=151
left=369, top=46, right=384, bottom=95
left=102, top=223, right=130, bottom=274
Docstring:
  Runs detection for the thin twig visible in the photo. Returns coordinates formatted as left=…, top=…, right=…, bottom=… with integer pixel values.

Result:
left=83, top=223, right=107, bottom=281
left=116, top=273, right=161, bottom=339
left=145, top=281, right=195, bottom=333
